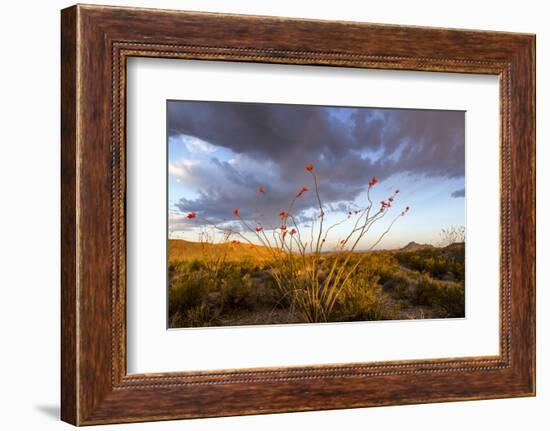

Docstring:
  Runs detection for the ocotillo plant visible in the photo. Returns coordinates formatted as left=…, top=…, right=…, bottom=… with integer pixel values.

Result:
left=186, top=164, right=410, bottom=323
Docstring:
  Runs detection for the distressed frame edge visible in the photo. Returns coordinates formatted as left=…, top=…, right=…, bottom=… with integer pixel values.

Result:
left=61, top=5, right=79, bottom=425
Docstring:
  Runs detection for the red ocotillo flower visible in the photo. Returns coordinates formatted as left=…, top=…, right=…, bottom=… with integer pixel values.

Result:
left=186, top=212, right=197, bottom=219
left=279, top=210, right=288, bottom=219
left=232, top=208, right=240, bottom=217
left=389, top=196, right=394, bottom=202
left=296, top=186, right=309, bottom=198
left=380, top=200, right=390, bottom=212
left=368, top=176, right=378, bottom=187
left=258, top=186, right=265, bottom=194
left=290, top=228, right=297, bottom=235
left=395, top=189, right=400, bottom=194
left=255, top=226, right=263, bottom=232
left=305, top=164, right=314, bottom=172
left=282, top=230, right=288, bottom=240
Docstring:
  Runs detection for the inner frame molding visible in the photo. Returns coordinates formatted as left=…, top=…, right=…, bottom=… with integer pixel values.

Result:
left=114, top=43, right=511, bottom=385
left=61, top=4, right=534, bottom=425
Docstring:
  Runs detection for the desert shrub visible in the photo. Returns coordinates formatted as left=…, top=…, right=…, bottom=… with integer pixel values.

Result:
left=411, top=274, right=441, bottom=306
left=240, top=256, right=254, bottom=269
left=359, top=252, right=400, bottom=284
left=188, top=259, right=203, bottom=271
left=395, top=245, right=465, bottom=281
left=168, top=271, right=213, bottom=317
left=336, top=273, right=383, bottom=320
left=169, top=259, right=206, bottom=276
left=169, top=311, right=186, bottom=327
left=221, top=272, right=255, bottom=310
left=184, top=304, right=219, bottom=327
left=253, top=277, right=284, bottom=308
left=168, top=261, right=188, bottom=276
left=170, top=304, right=219, bottom=328
left=382, top=272, right=411, bottom=299
left=435, top=284, right=465, bottom=317
left=411, top=274, right=464, bottom=318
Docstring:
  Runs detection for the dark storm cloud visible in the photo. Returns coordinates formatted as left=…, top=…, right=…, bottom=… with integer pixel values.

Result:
left=451, top=188, right=466, bottom=198
left=174, top=181, right=333, bottom=228
left=168, top=101, right=464, bottom=223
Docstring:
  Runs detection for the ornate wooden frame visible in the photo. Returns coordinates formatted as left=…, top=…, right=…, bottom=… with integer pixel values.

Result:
left=61, top=4, right=535, bottom=425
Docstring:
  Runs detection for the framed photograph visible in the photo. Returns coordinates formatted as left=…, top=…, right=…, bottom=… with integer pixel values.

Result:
left=164, top=100, right=464, bottom=328
left=61, top=4, right=535, bottom=425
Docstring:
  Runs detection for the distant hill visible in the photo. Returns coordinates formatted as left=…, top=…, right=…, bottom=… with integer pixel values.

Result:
left=398, top=241, right=465, bottom=253
left=400, top=241, right=434, bottom=252
left=168, top=239, right=275, bottom=263
left=444, top=242, right=465, bottom=249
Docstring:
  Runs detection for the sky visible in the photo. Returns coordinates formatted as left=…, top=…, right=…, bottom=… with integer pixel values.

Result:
left=167, top=100, right=465, bottom=250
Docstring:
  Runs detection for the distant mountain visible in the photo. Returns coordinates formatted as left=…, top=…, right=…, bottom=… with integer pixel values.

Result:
left=400, top=241, right=434, bottom=252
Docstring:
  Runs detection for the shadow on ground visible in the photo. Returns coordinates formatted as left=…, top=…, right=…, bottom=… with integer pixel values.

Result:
left=35, top=404, right=59, bottom=420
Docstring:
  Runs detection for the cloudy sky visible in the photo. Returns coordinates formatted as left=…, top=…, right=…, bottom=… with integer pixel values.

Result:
left=167, top=100, right=465, bottom=250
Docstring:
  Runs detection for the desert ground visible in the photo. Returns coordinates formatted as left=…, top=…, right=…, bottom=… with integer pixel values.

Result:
left=168, top=239, right=465, bottom=328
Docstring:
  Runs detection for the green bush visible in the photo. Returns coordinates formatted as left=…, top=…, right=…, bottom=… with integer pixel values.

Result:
left=336, top=273, right=384, bottom=321
left=221, top=272, right=255, bottom=309
left=168, top=271, right=213, bottom=318
left=411, top=273, right=464, bottom=318
left=188, top=259, right=203, bottom=271
left=184, top=304, right=219, bottom=327
left=395, top=245, right=465, bottom=281
left=436, top=284, right=465, bottom=317
left=170, top=304, right=219, bottom=327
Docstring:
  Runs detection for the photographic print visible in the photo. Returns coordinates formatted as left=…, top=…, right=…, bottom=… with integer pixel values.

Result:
left=167, top=101, right=465, bottom=328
